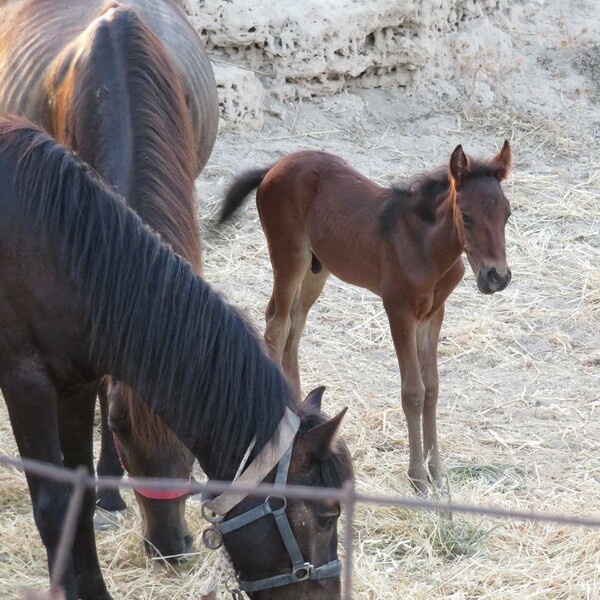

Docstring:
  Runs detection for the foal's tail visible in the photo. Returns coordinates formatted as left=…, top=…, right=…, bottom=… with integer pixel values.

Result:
left=219, top=166, right=271, bottom=223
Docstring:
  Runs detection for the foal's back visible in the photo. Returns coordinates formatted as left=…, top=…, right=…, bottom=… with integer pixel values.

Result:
left=258, top=150, right=390, bottom=292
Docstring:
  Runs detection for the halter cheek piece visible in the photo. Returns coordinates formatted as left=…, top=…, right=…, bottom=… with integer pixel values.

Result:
left=201, top=409, right=342, bottom=595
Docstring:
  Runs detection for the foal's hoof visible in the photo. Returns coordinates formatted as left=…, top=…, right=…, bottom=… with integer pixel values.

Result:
left=93, top=507, right=126, bottom=531
left=410, top=477, right=432, bottom=497
left=409, top=471, right=446, bottom=497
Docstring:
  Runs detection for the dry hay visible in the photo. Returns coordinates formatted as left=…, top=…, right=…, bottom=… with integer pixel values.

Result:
left=1, top=89, right=600, bottom=600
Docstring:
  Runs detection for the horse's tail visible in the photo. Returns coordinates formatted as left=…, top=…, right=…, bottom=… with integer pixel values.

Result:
left=219, top=166, right=271, bottom=223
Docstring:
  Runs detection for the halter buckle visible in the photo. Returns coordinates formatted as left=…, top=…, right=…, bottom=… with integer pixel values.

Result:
left=201, top=525, right=224, bottom=550
left=292, top=562, right=314, bottom=582
left=225, top=575, right=244, bottom=599
left=265, top=494, right=287, bottom=514
left=201, top=501, right=225, bottom=524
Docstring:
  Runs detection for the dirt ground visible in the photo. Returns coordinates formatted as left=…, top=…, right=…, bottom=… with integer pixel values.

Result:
left=1, top=0, right=599, bottom=598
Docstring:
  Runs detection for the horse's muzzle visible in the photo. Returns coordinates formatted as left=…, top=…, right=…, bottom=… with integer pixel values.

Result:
left=477, top=266, right=511, bottom=294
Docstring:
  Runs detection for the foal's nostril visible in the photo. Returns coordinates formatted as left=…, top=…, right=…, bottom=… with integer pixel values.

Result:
left=487, top=267, right=501, bottom=285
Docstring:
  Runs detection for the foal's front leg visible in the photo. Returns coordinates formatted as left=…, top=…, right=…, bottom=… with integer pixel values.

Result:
left=417, top=306, right=445, bottom=487
left=384, top=301, right=429, bottom=493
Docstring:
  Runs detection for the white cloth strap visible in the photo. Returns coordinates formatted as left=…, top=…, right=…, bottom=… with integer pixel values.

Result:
left=203, top=408, right=301, bottom=516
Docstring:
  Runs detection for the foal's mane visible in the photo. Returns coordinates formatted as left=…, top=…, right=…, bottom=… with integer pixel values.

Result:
left=71, top=5, right=200, bottom=268
left=0, top=118, right=292, bottom=467
left=379, top=158, right=500, bottom=237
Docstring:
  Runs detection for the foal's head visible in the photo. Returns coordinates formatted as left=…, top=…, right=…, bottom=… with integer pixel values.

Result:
left=449, top=140, right=513, bottom=294
left=106, top=380, right=195, bottom=560
left=222, top=387, right=353, bottom=599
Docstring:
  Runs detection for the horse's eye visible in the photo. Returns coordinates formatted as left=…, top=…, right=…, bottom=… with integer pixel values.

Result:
left=316, top=513, right=339, bottom=531
left=460, top=211, right=473, bottom=225
left=315, top=504, right=340, bottom=531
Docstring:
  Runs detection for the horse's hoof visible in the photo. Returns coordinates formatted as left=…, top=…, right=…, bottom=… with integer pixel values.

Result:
left=93, top=507, right=125, bottom=531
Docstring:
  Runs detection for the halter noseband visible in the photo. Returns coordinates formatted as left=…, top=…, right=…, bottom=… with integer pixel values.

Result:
left=201, top=409, right=342, bottom=595
left=112, top=432, right=192, bottom=500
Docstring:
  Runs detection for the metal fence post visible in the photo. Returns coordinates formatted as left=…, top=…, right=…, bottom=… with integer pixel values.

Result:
left=342, top=479, right=355, bottom=600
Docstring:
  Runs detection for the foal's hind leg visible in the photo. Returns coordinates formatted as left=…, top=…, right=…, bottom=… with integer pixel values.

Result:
left=264, top=245, right=312, bottom=379
left=282, top=263, right=330, bottom=397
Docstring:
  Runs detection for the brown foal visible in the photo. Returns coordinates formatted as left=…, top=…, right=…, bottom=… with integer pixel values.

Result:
left=220, top=142, right=513, bottom=492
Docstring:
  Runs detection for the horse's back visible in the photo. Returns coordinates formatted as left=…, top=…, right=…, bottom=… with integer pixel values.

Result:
left=0, top=0, right=218, bottom=170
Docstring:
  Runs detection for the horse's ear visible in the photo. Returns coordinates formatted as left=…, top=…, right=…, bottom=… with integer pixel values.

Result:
left=301, top=407, right=348, bottom=458
left=303, top=386, right=326, bottom=412
left=449, top=144, right=469, bottom=186
left=493, top=139, right=512, bottom=181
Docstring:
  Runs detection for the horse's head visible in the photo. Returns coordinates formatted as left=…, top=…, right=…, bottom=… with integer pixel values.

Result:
left=214, top=387, right=353, bottom=599
left=106, top=380, right=195, bottom=560
left=449, top=141, right=513, bottom=294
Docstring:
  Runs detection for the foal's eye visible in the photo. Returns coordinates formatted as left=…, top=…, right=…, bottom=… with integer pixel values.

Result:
left=460, top=211, right=473, bottom=225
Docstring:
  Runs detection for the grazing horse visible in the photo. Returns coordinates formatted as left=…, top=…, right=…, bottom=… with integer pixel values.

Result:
left=0, top=0, right=220, bottom=557
left=0, top=118, right=353, bottom=600
left=220, top=143, right=512, bottom=494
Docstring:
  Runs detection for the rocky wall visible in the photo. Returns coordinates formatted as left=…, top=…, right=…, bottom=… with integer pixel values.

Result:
left=183, top=0, right=526, bottom=129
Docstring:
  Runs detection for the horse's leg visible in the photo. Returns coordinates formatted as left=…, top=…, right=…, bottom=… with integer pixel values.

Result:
left=417, top=305, right=444, bottom=487
left=264, top=246, right=312, bottom=371
left=0, top=363, right=80, bottom=600
left=383, top=301, right=429, bottom=493
left=57, top=383, right=113, bottom=600
left=96, top=379, right=127, bottom=515
left=282, top=265, right=330, bottom=397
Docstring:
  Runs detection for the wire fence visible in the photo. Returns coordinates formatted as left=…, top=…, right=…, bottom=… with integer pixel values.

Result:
left=2, top=451, right=600, bottom=599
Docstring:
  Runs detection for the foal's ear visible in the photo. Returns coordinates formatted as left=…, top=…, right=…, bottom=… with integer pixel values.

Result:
left=449, top=144, right=470, bottom=186
left=303, top=386, right=326, bottom=412
left=302, top=407, right=348, bottom=458
left=493, top=139, right=512, bottom=181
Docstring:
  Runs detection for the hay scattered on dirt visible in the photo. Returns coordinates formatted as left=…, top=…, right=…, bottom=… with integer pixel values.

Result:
left=2, top=8, right=600, bottom=599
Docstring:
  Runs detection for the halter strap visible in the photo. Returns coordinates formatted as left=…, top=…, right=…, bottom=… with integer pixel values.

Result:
left=214, top=443, right=342, bottom=593
left=203, top=408, right=300, bottom=516
left=201, top=408, right=342, bottom=595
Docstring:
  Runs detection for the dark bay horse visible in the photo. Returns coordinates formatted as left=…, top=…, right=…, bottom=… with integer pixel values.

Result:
left=220, top=143, right=513, bottom=494
left=0, top=0, right=220, bottom=557
left=0, top=118, right=353, bottom=600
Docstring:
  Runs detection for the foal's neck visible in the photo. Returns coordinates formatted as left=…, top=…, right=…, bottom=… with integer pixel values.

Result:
left=427, top=187, right=464, bottom=271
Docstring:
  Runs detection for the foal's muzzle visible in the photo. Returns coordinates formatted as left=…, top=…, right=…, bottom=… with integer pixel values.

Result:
left=477, top=266, right=512, bottom=294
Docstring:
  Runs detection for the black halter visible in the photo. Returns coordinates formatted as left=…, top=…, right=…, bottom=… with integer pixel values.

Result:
left=201, top=411, right=342, bottom=596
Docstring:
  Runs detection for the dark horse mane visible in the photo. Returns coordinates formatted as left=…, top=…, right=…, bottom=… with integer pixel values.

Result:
left=0, top=118, right=293, bottom=470
left=379, top=159, right=500, bottom=237
left=69, top=4, right=200, bottom=268
left=66, top=5, right=202, bottom=449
